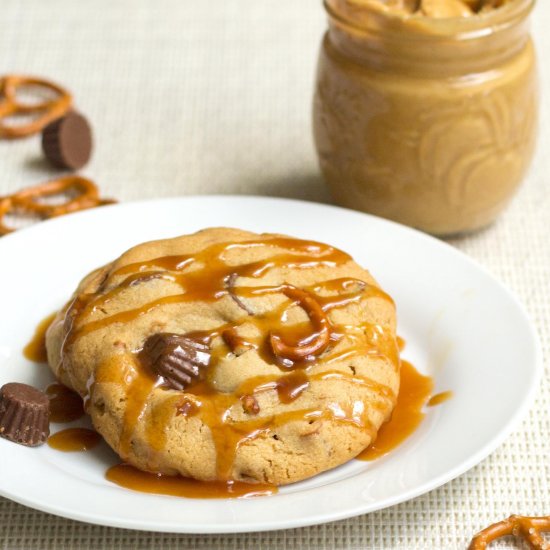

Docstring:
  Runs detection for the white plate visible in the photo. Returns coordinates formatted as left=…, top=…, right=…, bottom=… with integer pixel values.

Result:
left=0, top=196, right=542, bottom=533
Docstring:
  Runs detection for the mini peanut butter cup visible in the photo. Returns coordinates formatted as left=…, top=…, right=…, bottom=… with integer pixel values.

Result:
left=41, top=111, right=93, bottom=170
left=142, top=333, right=211, bottom=391
left=0, top=383, right=50, bottom=446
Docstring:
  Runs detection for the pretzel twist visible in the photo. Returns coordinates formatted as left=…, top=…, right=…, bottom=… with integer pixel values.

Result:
left=0, top=176, right=115, bottom=236
left=270, top=286, right=331, bottom=361
left=0, top=75, right=72, bottom=138
left=469, top=515, right=550, bottom=549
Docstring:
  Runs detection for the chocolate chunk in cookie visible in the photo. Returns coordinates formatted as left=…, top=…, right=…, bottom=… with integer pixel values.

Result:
left=142, top=333, right=211, bottom=390
left=0, top=383, right=50, bottom=446
left=225, top=272, right=254, bottom=315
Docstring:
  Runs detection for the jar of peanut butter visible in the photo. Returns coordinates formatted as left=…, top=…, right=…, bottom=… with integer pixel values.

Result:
left=313, top=0, right=538, bottom=235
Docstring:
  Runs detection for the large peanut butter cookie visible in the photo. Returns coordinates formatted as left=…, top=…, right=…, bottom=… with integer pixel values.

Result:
left=46, top=228, right=400, bottom=485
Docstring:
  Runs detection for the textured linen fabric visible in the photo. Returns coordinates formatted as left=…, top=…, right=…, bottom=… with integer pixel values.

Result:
left=0, top=0, right=548, bottom=548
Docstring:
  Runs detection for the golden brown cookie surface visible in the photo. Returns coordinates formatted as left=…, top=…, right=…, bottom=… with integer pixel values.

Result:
left=46, top=227, right=399, bottom=485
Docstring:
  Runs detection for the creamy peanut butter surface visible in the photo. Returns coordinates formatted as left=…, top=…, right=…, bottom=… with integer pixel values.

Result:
left=367, top=0, right=510, bottom=18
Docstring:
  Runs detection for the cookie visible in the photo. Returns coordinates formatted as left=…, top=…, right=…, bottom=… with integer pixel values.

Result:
left=46, top=228, right=400, bottom=485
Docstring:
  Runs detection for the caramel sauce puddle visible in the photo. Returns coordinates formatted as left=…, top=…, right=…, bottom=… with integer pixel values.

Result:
left=357, top=360, right=434, bottom=461
left=48, top=428, right=101, bottom=452
left=105, top=463, right=276, bottom=499
left=23, top=312, right=56, bottom=363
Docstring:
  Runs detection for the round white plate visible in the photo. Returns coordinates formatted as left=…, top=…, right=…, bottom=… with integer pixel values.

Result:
left=0, top=196, right=542, bottom=533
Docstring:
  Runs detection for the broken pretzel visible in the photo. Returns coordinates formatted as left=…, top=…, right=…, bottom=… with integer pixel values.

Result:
left=270, top=285, right=331, bottom=362
left=469, top=515, right=550, bottom=549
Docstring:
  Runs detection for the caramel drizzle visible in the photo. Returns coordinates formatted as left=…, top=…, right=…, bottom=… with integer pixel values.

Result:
left=180, top=385, right=379, bottom=481
left=60, top=235, right=399, bottom=480
left=174, top=364, right=392, bottom=480
left=63, top=239, right=351, bottom=343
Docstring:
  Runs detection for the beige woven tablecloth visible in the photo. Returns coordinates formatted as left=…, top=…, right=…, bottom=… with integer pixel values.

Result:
left=0, top=1, right=548, bottom=548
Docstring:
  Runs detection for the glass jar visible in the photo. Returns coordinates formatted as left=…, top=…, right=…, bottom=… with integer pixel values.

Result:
left=313, top=0, right=538, bottom=235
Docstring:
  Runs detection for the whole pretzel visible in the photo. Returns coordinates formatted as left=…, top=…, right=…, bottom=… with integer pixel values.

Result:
left=469, top=515, right=550, bottom=549
left=0, top=75, right=72, bottom=138
left=0, top=176, right=114, bottom=235
left=270, top=285, right=331, bottom=361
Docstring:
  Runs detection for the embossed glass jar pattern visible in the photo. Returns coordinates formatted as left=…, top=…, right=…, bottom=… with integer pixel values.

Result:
left=313, top=0, right=537, bottom=235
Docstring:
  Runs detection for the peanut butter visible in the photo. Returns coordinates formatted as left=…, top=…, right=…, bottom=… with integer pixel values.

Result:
left=365, top=0, right=511, bottom=18
left=313, top=0, right=537, bottom=235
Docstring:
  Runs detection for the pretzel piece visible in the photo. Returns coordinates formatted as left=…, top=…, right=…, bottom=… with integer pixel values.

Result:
left=9, top=176, right=99, bottom=217
left=0, top=196, right=35, bottom=235
left=270, top=286, right=331, bottom=362
left=469, top=515, right=550, bottom=549
left=0, top=176, right=115, bottom=236
left=0, top=75, right=72, bottom=138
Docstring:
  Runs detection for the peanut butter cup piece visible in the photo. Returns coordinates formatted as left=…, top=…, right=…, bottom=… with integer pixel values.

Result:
left=142, top=333, right=211, bottom=391
left=0, top=383, right=50, bottom=446
left=41, top=112, right=93, bottom=170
